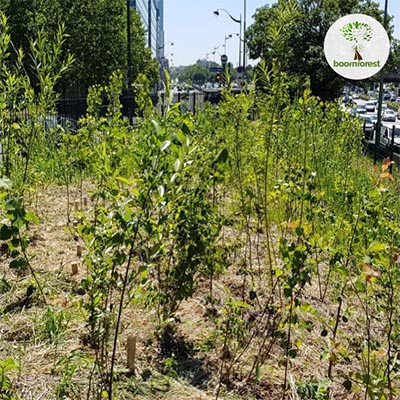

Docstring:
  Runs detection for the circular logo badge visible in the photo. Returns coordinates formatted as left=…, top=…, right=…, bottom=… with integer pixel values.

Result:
left=324, top=14, right=390, bottom=80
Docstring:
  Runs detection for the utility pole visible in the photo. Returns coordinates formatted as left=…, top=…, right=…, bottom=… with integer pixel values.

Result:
left=127, top=0, right=132, bottom=89
left=374, top=0, right=388, bottom=164
left=242, top=0, right=246, bottom=79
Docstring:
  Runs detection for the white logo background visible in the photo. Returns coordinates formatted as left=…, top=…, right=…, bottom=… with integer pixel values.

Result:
left=324, top=14, right=390, bottom=80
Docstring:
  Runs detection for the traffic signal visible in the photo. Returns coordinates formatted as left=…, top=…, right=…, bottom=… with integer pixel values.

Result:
left=215, top=73, right=221, bottom=82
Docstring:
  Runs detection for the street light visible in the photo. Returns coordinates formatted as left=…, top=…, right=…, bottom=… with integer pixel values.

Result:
left=213, top=8, right=241, bottom=24
left=158, top=41, right=174, bottom=51
left=212, top=45, right=222, bottom=63
left=126, top=0, right=132, bottom=88
left=374, top=0, right=389, bottom=164
left=158, top=41, right=174, bottom=61
left=224, top=33, right=239, bottom=56
left=214, top=8, right=242, bottom=76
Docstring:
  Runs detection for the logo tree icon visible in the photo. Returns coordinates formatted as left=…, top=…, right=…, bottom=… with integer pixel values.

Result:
left=340, top=21, right=373, bottom=60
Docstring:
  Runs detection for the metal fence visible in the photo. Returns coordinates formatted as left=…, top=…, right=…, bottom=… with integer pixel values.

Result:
left=7, top=89, right=221, bottom=127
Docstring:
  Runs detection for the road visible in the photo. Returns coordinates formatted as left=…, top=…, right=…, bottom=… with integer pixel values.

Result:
left=349, top=97, right=400, bottom=162
left=352, top=98, right=400, bottom=123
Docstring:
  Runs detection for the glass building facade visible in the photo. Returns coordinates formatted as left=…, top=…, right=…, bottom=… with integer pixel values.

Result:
left=131, top=0, right=163, bottom=59
left=156, top=0, right=164, bottom=59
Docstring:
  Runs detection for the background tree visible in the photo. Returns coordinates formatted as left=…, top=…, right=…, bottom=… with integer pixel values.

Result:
left=0, top=0, right=36, bottom=63
left=246, top=0, right=393, bottom=101
left=177, top=64, right=213, bottom=85
left=0, top=0, right=158, bottom=93
left=386, top=38, right=400, bottom=75
left=60, top=0, right=126, bottom=91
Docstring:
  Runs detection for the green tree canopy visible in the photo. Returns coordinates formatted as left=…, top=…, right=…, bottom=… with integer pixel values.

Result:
left=246, top=0, right=394, bottom=100
left=177, top=64, right=213, bottom=85
left=386, top=38, right=400, bottom=75
left=0, top=0, right=158, bottom=93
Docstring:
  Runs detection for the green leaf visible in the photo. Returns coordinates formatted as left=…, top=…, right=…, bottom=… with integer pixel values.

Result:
left=274, top=268, right=284, bottom=278
left=9, top=258, right=28, bottom=270
left=151, top=120, right=161, bottom=135
left=343, top=380, right=352, bottom=391
left=116, top=176, right=133, bottom=185
left=214, top=148, right=229, bottom=165
left=0, top=177, right=12, bottom=190
left=160, top=140, right=171, bottom=151
left=174, top=158, right=181, bottom=172
left=283, top=287, right=292, bottom=298
left=181, top=123, right=191, bottom=136
left=288, top=348, right=297, bottom=358
left=25, top=211, right=39, bottom=225
left=367, top=241, right=386, bottom=253
left=355, top=280, right=366, bottom=293
left=171, top=173, right=179, bottom=183
left=172, top=131, right=185, bottom=146
left=0, top=225, right=13, bottom=240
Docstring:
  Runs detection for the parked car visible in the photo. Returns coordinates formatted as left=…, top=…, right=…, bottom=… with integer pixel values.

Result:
left=342, top=94, right=353, bottom=105
left=396, top=97, right=400, bottom=103
left=369, top=114, right=378, bottom=125
left=380, top=123, right=400, bottom=154
left=358, top=114, right=375, bottom=140
left=390, top=93, right=398, bottom=101
left=356, top=104, right=367, bottom=114
left=365, top=100, right=376, bottom=112
left=382, top=109, right=397, bottom=122
left=383, top=92, right=391, bottom=101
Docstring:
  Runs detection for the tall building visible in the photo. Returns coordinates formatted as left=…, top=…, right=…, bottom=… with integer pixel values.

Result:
left=156, top=0, right=164, bottom=59
left=131, top=0, right=163, bottom=59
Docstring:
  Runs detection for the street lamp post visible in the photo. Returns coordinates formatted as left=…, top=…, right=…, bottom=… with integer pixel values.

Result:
left=374, top=0, right=389, bottom=164
left=212, top=45, right=222, bottom=63
left=243, top=0, right=247, bottom=79
left=158, top=41, right=174, bottom=50
left=158, top=41, right=174, bottom=58
left=126, top=0, right=132, bottom=88
left=214, top=9, right=242, bottom=72
left=224, top=33, right=239, bottom=59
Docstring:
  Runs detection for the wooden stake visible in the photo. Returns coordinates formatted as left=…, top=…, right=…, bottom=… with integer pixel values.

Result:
left=83, top=196, right=88, bottom=207
left=74, top=200, right=80, bottom=211
left=77, top=245, right=82, bottom=258
left=127, top=336, right=136, bottom=374
left=71, top=262, right=78, bottom=275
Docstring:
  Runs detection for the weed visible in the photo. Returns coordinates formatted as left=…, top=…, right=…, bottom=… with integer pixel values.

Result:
left=0, top=358, right=18, bottom=400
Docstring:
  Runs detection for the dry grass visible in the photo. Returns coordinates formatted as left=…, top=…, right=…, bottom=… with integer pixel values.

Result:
left=0, top=183, right=377, bottom=399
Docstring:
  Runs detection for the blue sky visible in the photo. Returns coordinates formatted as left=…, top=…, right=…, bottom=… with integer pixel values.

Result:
left=164, top=0, right=399, bottom=67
